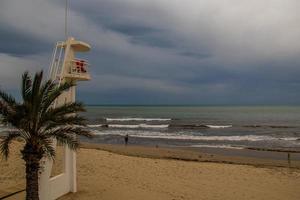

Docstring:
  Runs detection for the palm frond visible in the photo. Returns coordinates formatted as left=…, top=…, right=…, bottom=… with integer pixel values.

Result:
left=39, top=80, right=55, bottom=109
left=0, top=89, right=18, bottom=125
left=39, top=102, right=86, bottom=127
left=6, top=106, right=30, bottom=131
left=42, top=115, right=87, bottom=132
left=41, top=82, right=75, bottom=112
left=73, top=127, right=93, bottom=138
left=45, top=129, right=80, bottom=150
left=45, top=126, right=93, bottom=139
left=0, top=88, right=19, bottom=122
left=0, top=100, right=17, bottom=125
left=39, top=138, right=56, bottom=160
left=29, top=72, right=44, bottom=130
left=0, top=132, right=21, bottom=160
left=31, top=71, right=43, bottom=104
left=0, top=89, right=16, bottom=106
left=48, top=102, right=85, bottom=117
left=21, top=71, right=32, bottom=103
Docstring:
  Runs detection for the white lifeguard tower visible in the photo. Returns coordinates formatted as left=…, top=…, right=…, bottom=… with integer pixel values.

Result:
left=39, top=37, right=91, bottom=200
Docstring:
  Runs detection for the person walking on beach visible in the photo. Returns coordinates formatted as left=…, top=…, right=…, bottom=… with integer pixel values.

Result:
left=124, top=134, right=129, bottom=146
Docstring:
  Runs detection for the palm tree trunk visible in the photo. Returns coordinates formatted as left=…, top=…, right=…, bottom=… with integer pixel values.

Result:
left=25, top=158, right=40, bottom=200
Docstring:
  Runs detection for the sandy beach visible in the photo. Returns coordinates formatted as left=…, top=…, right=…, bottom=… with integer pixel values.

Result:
left=1, top=141, right=300, bottom=200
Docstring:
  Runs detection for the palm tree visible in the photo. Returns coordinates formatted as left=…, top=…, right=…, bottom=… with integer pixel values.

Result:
left=0, top=71, right=93, bottom=200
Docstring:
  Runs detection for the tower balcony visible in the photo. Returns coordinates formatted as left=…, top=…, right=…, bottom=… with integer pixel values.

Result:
left=64, top=59, right=91, bottom=81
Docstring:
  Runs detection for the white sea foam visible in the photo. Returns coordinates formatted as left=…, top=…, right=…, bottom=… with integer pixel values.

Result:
left=195, top=135, right=271, bottom=141
left=87, top=124, right=104, bottom=128
left=93, top=130, right=201, bottom=140
left=205, top=125, right=232, bottom=129
left=108, top=124, right=169, bottom=129
left=88, top=124, right=169, bottom=129
left=92, top=130, right=299, bottom=142
left=89, top=123, right=232, bottom=129
left=133, top=134, right=275, bottom=141
left=106, top=118, right=171, bottom=122
left=189, top=144, right=245, bottom=149
left=278, top=137, right=299, bottom=141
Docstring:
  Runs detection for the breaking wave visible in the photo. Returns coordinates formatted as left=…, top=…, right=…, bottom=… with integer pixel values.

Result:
left=205, top=125, right=232, bottom=129
left=92, top=130, right=299, bottom=142
left=87, top=124, right=105, bottom=128
left=105, top=118, right=171, bottom=122
left=88, top=124, right=232, bottom=129
left=189, top=144, right=245, bottom=149
left=88, top=124, right=168, bottom=129
left=109, top=124, right=169, bottom=129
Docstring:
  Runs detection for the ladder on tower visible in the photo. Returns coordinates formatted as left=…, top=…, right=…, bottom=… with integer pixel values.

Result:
left=48, top=41, right=66, bottom=85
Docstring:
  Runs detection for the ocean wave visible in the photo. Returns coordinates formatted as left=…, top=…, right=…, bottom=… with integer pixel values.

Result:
left=92, top=130, right=298, bottom=142
left=189, top=144, right=245, bottom=149
left=108, top=124, right=169, bottom=129
left=243, top=125, right=294, bottom=129
left=88, top=123, right=232, bottom=129
left=105, top=118, right=171, bottom=122
left=88, top=124, right=105, bottom=128
left=205, top=125, right=232, bottom=129
left=88, top=124, right=169, bottom=129
left=133, top=135, right=276, bottom=141
left=169, top=124, right=232, bottom=129
left=93, top=130, right=204, bottom=140
left=278, top=137, right=299, bottom=141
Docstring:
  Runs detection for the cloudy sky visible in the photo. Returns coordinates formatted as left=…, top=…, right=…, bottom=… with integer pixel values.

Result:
left=0, top=0, right=299, bottom=105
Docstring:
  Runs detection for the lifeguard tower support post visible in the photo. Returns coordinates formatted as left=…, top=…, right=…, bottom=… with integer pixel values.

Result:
left=39, top=37, right=91, bottom=200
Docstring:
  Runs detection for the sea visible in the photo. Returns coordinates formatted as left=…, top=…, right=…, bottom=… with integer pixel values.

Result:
left=79, top=105, right=300, bottom=150
left=1, top=106, right=300, bottom=150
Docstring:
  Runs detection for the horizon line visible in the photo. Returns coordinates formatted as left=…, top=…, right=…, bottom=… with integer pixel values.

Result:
left=85, top=104, right=300, bottom=107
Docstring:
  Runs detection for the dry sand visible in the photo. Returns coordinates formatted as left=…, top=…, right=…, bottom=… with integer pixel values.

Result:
left=1, top=141, right=300, bottom=200
left=0, top=141, right=25, bottom=198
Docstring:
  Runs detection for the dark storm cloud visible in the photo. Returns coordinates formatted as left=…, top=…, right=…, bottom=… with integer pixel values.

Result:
left=1, top=0, right=300, bottom=105
left=130, top=34, right=176, bottom=49
left=107, top=24, right=178, bottom=48
left=0, top=25, right=50, bottom=56
left=179, top=51, right=211, bottom=59
left=108, top=24, right=158, bottom=37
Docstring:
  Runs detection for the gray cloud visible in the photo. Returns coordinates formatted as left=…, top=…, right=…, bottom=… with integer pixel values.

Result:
left=0, top=0, right=300, bottom=105
left=0, top=53, right=46, bottom=89
left=0, top=25, right=50, bottom=56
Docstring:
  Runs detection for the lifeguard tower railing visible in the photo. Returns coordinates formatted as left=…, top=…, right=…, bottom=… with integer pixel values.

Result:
left=48, top=41, right=90, bottom=82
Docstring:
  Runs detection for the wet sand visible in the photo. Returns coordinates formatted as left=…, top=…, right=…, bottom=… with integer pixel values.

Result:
left=81, top=143, right=300, bottom=168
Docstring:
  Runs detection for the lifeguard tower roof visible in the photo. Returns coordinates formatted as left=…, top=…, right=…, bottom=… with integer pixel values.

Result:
left=57, top=37, right=91, bottom=52
left=70, top=40, right=91, bottom=52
